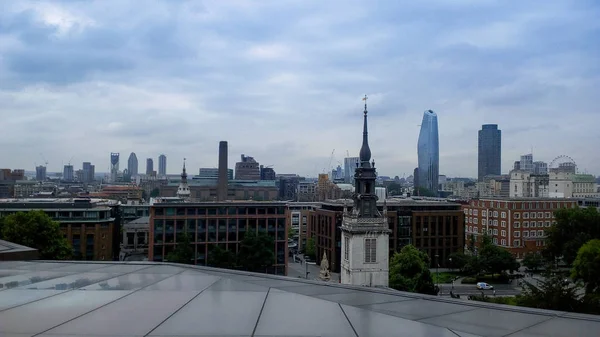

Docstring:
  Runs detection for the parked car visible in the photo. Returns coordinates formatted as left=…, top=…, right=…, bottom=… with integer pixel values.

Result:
left=476, top=282, right=494, bottom=290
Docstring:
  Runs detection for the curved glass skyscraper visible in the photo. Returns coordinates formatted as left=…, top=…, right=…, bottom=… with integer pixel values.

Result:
left=417, top=110, right=439, bottom=195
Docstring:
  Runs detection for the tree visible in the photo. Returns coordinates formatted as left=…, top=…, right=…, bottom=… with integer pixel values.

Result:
left=0, top=211, right=72, bottom=260
left=387, top=182, right=402, bottom=195
left=571, top=239, right=600, bottom=295
left=448, top=251, right=470, bottom=272
left=208, top=245, right=237, bottom=269
left=517, top=268, right=584, bottom=312
left=522, top=252, right=544, bottom=272
left=478, top=234, right=519, bottom=277
left=238, top=230, right=275, bottom=272
left=150, top=188, right=160, bottom=198
left=467, top=234, right=476, bottom=255
left=305, top=237, right=316, bottom=260
left=544, top=207, right=600, bottom=265
left=288, top=225, right=297, bottom=240
left=389, top=245, right=437, bottom=295
left=166, top=232, right=194, bottom=264
left=413, top=187, right=437, bottom=197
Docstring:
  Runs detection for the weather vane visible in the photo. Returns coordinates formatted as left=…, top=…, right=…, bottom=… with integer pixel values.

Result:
left=362, top=94, right=368, bottom=114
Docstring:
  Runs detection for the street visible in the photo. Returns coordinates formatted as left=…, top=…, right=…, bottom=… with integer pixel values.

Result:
left=287, top=255, right=340, bottom=282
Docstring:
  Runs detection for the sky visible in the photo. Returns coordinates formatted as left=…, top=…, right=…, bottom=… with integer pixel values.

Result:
left=1, top=0, right=599, bottom=178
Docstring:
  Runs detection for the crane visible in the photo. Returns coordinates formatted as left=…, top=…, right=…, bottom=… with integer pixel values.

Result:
left=39, top=153, right=49, bottom=166
left=322, top=149, right=336, bottom=174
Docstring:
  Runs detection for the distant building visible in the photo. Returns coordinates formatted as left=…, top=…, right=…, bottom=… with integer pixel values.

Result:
left=260, top=165, right=276, bottom=180
left=146, top=158, right=154, bottom=176
left=478, top=124, right=501, bottom=181
left=176, top=160, right=190, bottom=201
left=520, top=154, right=533, bottom=172
left=343, top=157, right=359, bottom=184
left=36, top=165, right=47, bottom=181
left=82, top=162, right=95, bottom=183
left=235, top=154, right=260, bottom=180
left=158, top=154, right=167, bottom=176
left=128, top=152, right=138, bottom=176
left=110, top=153, right=119, bottom=183
left=198, top=168, right=233, bottom=180
left=510, top=171, right=549, bottom=198
left=533, top=161, right=548, bottom=175
left=278, top=176, right=299, bottom=201
left=0, top=169, right=26, bottom=198
left=63, top=165, right=74, bottom=182
left=417, top=110, right=439, bottom=195
left=375, top=187, right=386, bottom=200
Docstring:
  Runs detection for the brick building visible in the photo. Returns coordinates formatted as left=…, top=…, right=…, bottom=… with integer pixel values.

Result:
left=461, top=198, right=578, bottom=257
left=149, top=201, right=288, bottom=275
left=0, top=198, right=121, bottom=261
left=302, top=198, right=465, bottom=272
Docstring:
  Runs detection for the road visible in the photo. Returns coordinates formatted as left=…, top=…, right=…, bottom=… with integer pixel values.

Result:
left=287, top=255, right=340, bottom=282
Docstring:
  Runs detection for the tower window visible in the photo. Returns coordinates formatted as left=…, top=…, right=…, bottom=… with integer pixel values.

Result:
left=365, top=238, right=376, bottom=263
left=344, top=237, right=349, bottom=261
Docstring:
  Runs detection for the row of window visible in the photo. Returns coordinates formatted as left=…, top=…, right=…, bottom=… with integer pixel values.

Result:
left=343, top=237, right=378, bottom=264
left=154, top=206, right=286, bottom=216
left=470, top=200, right=575, bottom=210
left=514, top=212, right=553, bottom=219
left=513, top=221, right=552, bottom=228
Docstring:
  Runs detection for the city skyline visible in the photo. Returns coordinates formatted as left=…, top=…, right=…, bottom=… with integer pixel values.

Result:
left=0, top=1, right=599, bottom=177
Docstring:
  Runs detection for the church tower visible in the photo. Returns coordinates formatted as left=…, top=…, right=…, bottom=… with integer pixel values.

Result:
left=177, top=159, right=191, bottom=201
left=340, top=95, right=390, bottom=287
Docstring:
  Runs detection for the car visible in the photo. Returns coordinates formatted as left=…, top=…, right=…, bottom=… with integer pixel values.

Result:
left=476, top=282, right=494, bottom=290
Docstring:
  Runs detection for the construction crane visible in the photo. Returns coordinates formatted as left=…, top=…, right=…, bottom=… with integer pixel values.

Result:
left=322, top=149, right=336, bottom=174
left=39, top=153, right=49, bottom=167
left=346, top=150, right=350, bottom=158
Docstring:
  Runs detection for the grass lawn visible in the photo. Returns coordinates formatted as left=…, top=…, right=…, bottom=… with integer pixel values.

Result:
left=432, top=272, right=462, bottom=284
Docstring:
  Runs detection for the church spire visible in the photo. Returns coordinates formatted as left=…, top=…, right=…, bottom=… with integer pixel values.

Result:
left=359, top=95, right=372, bottom=166
left=177, top=158, right=190, bottom=201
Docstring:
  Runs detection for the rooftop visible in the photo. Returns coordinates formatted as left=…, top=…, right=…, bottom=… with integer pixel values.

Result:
left=0, top=240, right=38, bottom=261
left=1, top=261, right=598, bottom=336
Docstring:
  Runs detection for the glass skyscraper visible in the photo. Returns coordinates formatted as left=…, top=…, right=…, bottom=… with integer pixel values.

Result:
left=417, top=110, right=439, bottom=195
left=478, top=124, right=501, bottom=181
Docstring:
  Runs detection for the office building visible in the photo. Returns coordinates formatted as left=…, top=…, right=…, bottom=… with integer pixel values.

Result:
left=146, top=158, right=154, bottom=176
left=417, top=110, right=439, bottom=195
left=158, top=154, right=167, bottom=176
left=510, top=171, right=549, bottom=198
left=110, top=153, right=119, bottom=183
left=149, top=201, right=288, bottom=275
left=63, top=165, right=74, bottom=182
left=82, top=162, right=95, bottom=183
left=198, top=168, right=233, bottom=180
left=128, top=152, right=138, bottom=176
left=235, top=155, right=261, bottom=180
left=533, top=161, right=548, bottom=175
left=520, top=154, right=533, bottom=172
left=478, top=124, right=501, bottom=181
left=343, top=157, right=359, bottom=184
left=278, top=176, right=299, bottom=201
left=260, top=165, right=276, bottom=180
left=217, top=141, right=229, bottom=201
left=35, top=165, right=47, bottom=181
left=462, top=198, right=578, bottom=257
left=0, top=198, right=121, bottom=260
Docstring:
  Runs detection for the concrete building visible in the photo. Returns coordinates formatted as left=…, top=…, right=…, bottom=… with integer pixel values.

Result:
left=13, top=181, right=56, bottom=198
left=0, top=169, right=26, bottom=198
left=82, top=162, right=95, bottom=183
left=217, top=141, right=228, bottom=201
left=235, top=155, right=260, bottom=180
left=462, top=198, right=578, bottom=257
left=149, top=201, right=289, bottom=275
left=298, top=181, right=317, bottom=202
left=340, top=98, right=390, bottom=287
left=63, top=165, right=74, bottom=182
left=198, top=168, right=233, bottom=180
left=478, top=124, right=501, bottom=181
left=375, top=187, right=386, bottom=200
left=260, top=165, right=276, bottom=180
left=127, top=152, right=138, bottom=176
left=520, top=154, right=533, bottom=172
left=0, top=198, right=121, bottom=261
left=110, top=153, right=119, bottom=183
left=158, top=154, right=167, bottom=176
left=288, top=202, right=318, bottom=251
left=146, top=158, right=154, bottom=176
left=35, top=165, right=47, bottom=181
left=533, top=161, right=548, bottom=175
left=510, top=171, right=549, bottom=198
left=417, top=110, right=440, bottom=195
left=278, top=175, right=299, bottom=201
left=120, top=216, right=149, bottom=261
left=343, top=157, right=359, bottom=184
left=571, top=174, right=599, bottom=198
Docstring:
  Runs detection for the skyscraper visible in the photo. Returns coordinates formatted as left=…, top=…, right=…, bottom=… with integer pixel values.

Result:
left=63, top=165, right=74, bottom=182
left=82, top=162, right=95, bottom=183
left=478, top=124, right=502, bottom=181
left=146, top=158, right=154, bottom=175
left=343, top=157, right=359, bottom=183
left=520, top=154, right=533, bottom=172
left=417, top=110, right=439, bottom=195
left=128, top=152, right=138, bottom=176
left=35, top=166, right=46, bottom=181
left=158, top=154, right=167, bottom=176
left=110, top=153, right=119, bottom=182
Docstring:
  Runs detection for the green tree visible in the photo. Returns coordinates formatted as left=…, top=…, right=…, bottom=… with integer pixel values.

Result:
left=479, top=235, right=520, bottom=277
left=238, top=230, right=275, bottom=272
left=150, top=188, right=160, bottom=198
left=288, top=225, right=297, bottom=240
left=386, top=182, right=402, bottom=195
left=413, top=187, right=437, bottom=197
left=305, top=237, right=316, bottom=260
left=467, top=234, right=476, bottom=255
left=389, top=245, right=437, bottom=295
left=448, top=251, right=470, bottom=272
left=166, top=232, right=194, bottom=264
left=571, top=239, right=600, bottom=295
left=544, top=207, right=600, bottom=265
left=0, top=211, right=72, bottom=260
left=522, top=251, right=544, bottom=272
left=517, top=268, right=584, bottom=312
left=208, top=245, right=237, bottom=269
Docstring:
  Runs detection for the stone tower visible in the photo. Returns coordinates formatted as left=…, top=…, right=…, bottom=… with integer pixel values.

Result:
left=340, top=95, right=390, bottom=287
left=177, top=159, right=191, bottom=201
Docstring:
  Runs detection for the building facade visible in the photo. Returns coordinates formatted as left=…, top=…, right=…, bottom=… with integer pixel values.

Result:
left=343, top=157, right=359, bottom=184
left=146, top=158, right=154, bottom=176
left=36, top=166, right=47, bottom=181
left=260, top=166, right=276, bottom=180
left=149, top=201, right=288, bottom=275
left=0, top=198, right=121, bottom=261
left=417, top=110, right=439, bottom=195
left=462, top=198, right=578, bottom=257
left=510, top=171, right=549, bottom=198
left=82, top=162, right=95, bottom=183
left=110, top=153, right=120, bottom=183
left=128, top=152, right=138, bottom=176
left=235, top=155, right=261, bottom=180
left=63, top=165, right=74, bottom=182
left=478, top=124, right=501, bottom=181
left=158, top=154, right=167, bottom=176
left=198, top=168, right=233, bottom=180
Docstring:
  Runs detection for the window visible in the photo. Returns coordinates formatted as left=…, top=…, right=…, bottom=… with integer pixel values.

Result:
left=531, top=231, right=537, bottom=237
left=514, top=239, right=521, bottom=247
left=365, top=238, right=376, bottom=263
left=523, top=213, right=529, bottom=219
left=523, top=221, right=529, bottom=228
left=514, top=231, right=521, bottom=238
left=474, top=218, right=478, bottom=225
left=501, top=230, right=506, bottom=237
left=488, top=229, right=492, bottom=235
left=538, top=221, right=544, bottom=228
left=501, top=239, right=506, bottom=246
left=483, top=210, right=487, bottom=217
left=344, top=237, right=349, bottom=261
left=523, top=231, right=529, bottom=237
left=531, top=212, right=536, bottom=219
left=469, top=226, right=473, bottom=232
left=537, top=212, right=543, bottom=219
left=493, top=211, right=498, bottom=217
left=469, top=209, right=473, bottom=215
left=514, top=221, right=520, bottom=228
left=473, top=209, right=478, bottom=216
left=474, top=227, right=478, bottom=233
left=493, top=238, right=498, bottom=244
left=493, top=229, right=498, bottom=235
left=482, top=219, right=487, bottom=226
left=501, top=221, right=506, bottom=227
left=469, top=217, right=472, bottom=224
left=538, top=230, right=544, bottom=237
left=493, top=220, right=498, bottom=226
left=545, top=212, right=551, bottom=218
left=545, top=221, right=551, bottom=227
left=501, top=212, right=506, bottom=218
left=464, top=209, right=469, bottom=215
left=514, top=213, right=520, bottom=219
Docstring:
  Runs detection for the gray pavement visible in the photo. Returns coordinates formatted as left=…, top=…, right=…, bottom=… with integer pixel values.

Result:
left=287, top=255, right=341, bottom=283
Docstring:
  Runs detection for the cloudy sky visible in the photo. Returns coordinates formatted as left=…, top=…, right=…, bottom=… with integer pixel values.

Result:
left=1, top=0, right=599, bottom=178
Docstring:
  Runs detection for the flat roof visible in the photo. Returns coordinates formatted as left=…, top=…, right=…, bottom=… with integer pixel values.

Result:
left=321, top=198, right=463, bottom=207
left=153, top=200, right=288, bottom=206
left=0, top=261, right=597, bottom=336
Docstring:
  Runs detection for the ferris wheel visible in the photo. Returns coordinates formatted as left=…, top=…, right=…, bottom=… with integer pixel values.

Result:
left=549, top=155, right=577, bottom=173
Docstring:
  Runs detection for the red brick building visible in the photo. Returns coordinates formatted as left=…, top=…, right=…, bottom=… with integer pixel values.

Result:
left=462, top=198, right=577, bottom=257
